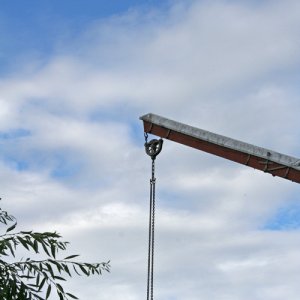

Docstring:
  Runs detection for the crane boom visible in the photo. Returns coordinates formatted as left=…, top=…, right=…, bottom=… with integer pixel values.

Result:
left=140, top=113, right=300, bottom=184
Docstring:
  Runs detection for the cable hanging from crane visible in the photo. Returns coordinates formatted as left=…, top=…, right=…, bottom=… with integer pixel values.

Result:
left=144, top=133, right=163, bottom=300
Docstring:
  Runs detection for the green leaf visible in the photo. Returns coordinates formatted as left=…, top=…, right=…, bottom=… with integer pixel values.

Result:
left=51, top=243, right=56, bottom=258
left=17, top=237, right=29, bottom=250
left=46, top=284, right=51, bottom=299
left=56, top=283, right=64, bottom=293
left=53, top=276, right=66, bottom=281
left=64, top=254, right=80, bottom=260
left=49, top=259, right=63, bottom=273
left=73, top=265, right=81, bottom=276
left=21, top=231, right=32, bottom=234
left=41, top=241, right=50, bottom=256
left=38, top=277, right=46, bottom=291
left=33, top=239, right=39, bottom=253
left=19, top=275, right=35, bottom=279
left=7, top=242, right=15, bottom=257
left=6, top=222, right=17, bottom=233
left=66, top=292, right=79, bottom=299
left=63, top=264, right=72, bottom=277
left=45, top=263, right=55, bottom=278
left=78, top=264, right=89, bottom=276
left=58, top=291, right=64, bottom=300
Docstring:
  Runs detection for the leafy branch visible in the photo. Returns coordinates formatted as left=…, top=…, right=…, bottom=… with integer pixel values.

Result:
left=0, top=200, right=110, bottom=300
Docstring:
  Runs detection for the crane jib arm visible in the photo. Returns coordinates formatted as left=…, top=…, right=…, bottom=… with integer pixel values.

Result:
left=140, top=113, right=300, bottom=184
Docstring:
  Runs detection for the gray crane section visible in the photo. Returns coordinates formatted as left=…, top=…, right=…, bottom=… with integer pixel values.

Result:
left=140, top=113, right=300, bottom=171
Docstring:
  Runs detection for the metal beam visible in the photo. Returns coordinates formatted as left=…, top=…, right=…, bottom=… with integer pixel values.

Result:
left=140, top=113, right=300, bottom=184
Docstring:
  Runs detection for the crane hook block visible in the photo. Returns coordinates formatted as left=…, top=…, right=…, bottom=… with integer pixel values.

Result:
left=145, top=138, right=163, bottom=160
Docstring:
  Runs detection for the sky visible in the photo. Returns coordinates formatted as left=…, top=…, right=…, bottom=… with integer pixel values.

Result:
left=1, top=0, right=300, bottom=299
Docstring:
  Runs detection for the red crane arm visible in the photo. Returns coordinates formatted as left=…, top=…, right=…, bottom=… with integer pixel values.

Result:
left=140, top=113, right=300, bottom=184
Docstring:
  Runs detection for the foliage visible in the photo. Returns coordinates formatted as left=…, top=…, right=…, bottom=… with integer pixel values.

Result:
left=0, top=201, right=110, bottom=300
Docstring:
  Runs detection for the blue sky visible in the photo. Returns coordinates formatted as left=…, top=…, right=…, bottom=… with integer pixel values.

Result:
left=0, top=0, right=170, bottom=73
left=1, top=1, right=300, bottom=299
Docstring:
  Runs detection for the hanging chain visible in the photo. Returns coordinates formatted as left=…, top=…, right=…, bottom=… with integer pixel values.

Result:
left=147, top=159, right=155, bottom=300
left=144, top=132, right=149, bottom=143
left=144, top=135, right=163, bottom=300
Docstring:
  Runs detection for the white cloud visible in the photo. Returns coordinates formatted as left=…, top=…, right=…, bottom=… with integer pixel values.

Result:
left=1, top=0, right=300, bottom=299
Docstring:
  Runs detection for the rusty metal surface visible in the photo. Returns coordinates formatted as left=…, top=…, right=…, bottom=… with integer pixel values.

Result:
left=140, top=113, right=300, bottom=184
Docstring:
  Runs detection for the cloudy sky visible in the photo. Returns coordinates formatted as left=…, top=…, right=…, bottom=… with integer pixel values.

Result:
left=1, top=0, right=300, bottom=299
